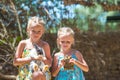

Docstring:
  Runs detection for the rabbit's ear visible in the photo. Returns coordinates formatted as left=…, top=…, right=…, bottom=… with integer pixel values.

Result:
left=33, top=43, right=43, bottom=55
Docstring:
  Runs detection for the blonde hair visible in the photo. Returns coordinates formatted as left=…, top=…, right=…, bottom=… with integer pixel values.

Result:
left=27, top=16, right=45, bottom=34
left=57, top=27, right=75, bottom=48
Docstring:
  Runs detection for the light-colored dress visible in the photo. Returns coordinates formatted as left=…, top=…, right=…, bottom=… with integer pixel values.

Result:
left=16, top=49, right=32, bottom=80
left=16, top=47, right=51, bottom=80
left=55, top=53, right=85, bottom=80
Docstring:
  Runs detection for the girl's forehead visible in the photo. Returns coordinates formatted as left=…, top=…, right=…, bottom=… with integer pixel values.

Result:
left=30, top=25, right=43, bottom=29
left=59, top=35, right=73, bottom=40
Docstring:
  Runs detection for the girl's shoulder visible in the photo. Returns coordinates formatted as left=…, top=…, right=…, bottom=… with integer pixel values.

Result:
left=40, top=40, right=49, bottom=47
left=71, top=49, right=79, bottom=54
left=54, top=52, right=61, bottom=57
left=72, top=49, right=83, bottom=56
left=19, top=39, right=27, bottom=45
left=72, top=50, right=84, bottom=59
left=19, top=39, right=31, bottom=49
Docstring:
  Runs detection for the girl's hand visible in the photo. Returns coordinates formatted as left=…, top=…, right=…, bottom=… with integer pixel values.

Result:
left=69, top=58, right=76, bottom=64
left=59, top=59, right=65, bottom=67
left=34, top=55, right=43, bottom=61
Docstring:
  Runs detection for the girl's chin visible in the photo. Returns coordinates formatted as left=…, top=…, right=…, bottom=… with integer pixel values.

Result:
left=62, top=48, right=68, bottom=51
left=32, top=39, right=40, bottom=43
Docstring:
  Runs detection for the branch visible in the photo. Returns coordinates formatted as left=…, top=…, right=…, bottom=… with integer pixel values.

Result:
left=0, top=72, right=16, bottom=80
left=10, top=0, right=23, bottom=39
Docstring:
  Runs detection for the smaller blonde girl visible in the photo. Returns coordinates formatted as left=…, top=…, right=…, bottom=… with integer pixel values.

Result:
left=52, top=27, right=89, bottom=80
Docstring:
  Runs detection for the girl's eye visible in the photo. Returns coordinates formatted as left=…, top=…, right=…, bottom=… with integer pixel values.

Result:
left=61, top=41, right=65, bottom=43
left=61, top=41, right=70, bottom=44
left=32, top=30, right=35, bottom=33
left=32, top=30, right=41, bottom=34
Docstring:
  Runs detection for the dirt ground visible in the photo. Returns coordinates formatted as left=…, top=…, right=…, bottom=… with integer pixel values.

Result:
left=0, top=31, right=120, bottom=80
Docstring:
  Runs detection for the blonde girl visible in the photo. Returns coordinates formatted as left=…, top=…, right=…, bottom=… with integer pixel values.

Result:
left=13, top=16, right=52, bottom=80
left=52, top=27, right=89, bottom=80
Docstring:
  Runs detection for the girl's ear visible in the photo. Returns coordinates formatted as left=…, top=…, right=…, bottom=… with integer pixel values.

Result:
left=57, top=38, right=60, bottom=48
left=57, top=38, right=59, bottom=44
left=26, top=27, right=30, bottom=36
left=71, top=38, right=75, bottom=45
left=41, top=26, right=45, bottom=34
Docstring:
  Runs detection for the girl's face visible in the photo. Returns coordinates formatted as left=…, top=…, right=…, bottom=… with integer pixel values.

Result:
left=59, top=35, right=74, bottom=51
left=29, top=25, right=44, bottom=43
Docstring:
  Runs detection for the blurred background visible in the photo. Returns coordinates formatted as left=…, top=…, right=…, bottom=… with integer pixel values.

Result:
left=0, top=0, right=120, bottom=80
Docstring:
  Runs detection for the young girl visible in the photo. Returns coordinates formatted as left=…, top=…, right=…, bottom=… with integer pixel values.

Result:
left=13, top=16, right=52, bottom=80
left=52, top=27, right=89, bottom=80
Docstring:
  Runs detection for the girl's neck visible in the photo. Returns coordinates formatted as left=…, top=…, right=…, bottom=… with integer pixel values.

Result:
left=29, top=38, right=41, bottom=44
left=60, top=48, right=72, bottom=55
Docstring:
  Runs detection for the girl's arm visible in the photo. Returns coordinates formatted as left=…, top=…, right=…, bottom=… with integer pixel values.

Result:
left=41, top=42, right=52, bottom=67
left=13, top=40, right=33, bottom=66
left=52, top=54, right=63, bottom=77
left=70, top=51, right=89, bottom=72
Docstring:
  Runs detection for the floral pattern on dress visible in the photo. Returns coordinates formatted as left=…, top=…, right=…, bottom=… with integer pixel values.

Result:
left=16, top=49, right=32, bottom=80
left=16, top=48, right=51, bottom=80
